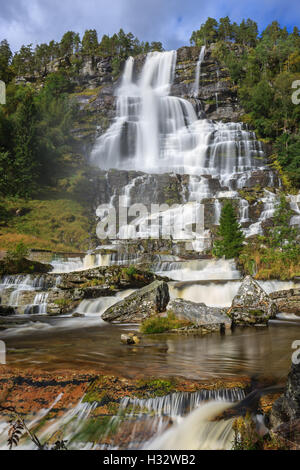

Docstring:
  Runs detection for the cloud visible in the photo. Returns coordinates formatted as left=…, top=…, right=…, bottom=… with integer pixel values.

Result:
left=0, top=0, right=299, bottom=52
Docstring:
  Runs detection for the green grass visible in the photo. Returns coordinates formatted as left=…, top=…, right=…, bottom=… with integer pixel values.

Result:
left=0, top=195, right=92, bottom=252
left=140, top=312, right=192, bottom=334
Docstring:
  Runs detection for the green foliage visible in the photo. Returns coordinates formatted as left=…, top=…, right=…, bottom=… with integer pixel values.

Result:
left=140, top=312, right=191, bottom=334
left=190, top=17, right=258, bottom=47
left=213, top=202, right=245, bottom=259
left=266, top=193, right=298, bottom=248
left=6, top=242, right=29, bottom=261
left=210, top=19, right=300, bottom=188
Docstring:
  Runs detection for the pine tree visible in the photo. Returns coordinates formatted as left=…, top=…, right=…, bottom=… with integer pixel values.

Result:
left=213, top=201, right=245, bottom=258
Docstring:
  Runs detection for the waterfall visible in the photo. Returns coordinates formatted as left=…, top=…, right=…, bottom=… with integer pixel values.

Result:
left=192, top=45, right=205, bottom=98
left=75, top=289, right=135, bottom=316
left=90, top=49, right=284, bottom=249
left=24, top=293, right=49, bottom=315
left=91, top=51, right=264, bottom=178
left=145, top=401, right=234, bottom=450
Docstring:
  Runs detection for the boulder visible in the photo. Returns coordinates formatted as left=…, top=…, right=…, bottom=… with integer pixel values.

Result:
left=102, top=280, right=169, bottom=323
left=120, top=333, right=141, bottom=345
left=227, top=275, right=277, bottom=325
left=270, top=361, right=300, bottom=443
left=270, top=288, right=300, bottom=314
left=167, top=298, right=231, bottom=330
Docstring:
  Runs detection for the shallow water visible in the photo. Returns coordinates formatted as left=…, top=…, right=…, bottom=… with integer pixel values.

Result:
left=1, top=318, right=299, bottom=382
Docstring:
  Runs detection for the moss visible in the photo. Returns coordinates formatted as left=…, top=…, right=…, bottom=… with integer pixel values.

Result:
left=140, top=312, right=192, bottom=334
left=135, top=378, right=177, bottom=398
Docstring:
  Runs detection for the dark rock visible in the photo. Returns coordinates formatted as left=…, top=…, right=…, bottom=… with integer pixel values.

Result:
left=270, top=362, right=300, bottom=434
left=0, top=305, right=15, bottom=316
left=270, top=288, right=300, bottom=314
left=102, top=280, right=169, bottom=323
left=228, top=275, right=278, bottom=325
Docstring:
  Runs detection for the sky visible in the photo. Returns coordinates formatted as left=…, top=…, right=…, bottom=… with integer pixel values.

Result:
left=0, top=0, right=300, bottom=52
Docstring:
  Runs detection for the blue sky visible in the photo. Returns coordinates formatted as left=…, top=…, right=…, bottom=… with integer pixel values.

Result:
left=0, top=0, right=299, bottom=52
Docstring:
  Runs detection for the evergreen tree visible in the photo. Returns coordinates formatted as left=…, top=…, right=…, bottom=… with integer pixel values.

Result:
left=213, top=202, right=245, bottom=258
left=13, top=87, right=39, bottom=197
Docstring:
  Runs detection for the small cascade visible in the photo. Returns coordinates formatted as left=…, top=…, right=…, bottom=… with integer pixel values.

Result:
left=239, top=198, right=249, bottom=224
left=289, top=193, right=300, bottom=226
left=192, top=45, right=205, bottom=98
left=51, top=257, right=85, bottom=273
left=145, top=401, right=234, bottom=450
left=214, top=199, right=222, bottom=224
left=0, top=275, right=46, bottom=307
left=170, top=279, right=300, bottom=307
left=75, top=289, right=135, bottom=316
left=244, top=190, right=277, bottom=237
left=24, top=293, right=49, bottom=315
left=105, top=388, right=244, bottom=450
left=155, top=258, right=241, bottom=282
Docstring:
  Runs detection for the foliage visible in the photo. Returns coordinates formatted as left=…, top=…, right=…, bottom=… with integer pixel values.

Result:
left=140, top=312, right=191, bottom=334
left=238, top=195, right=300, bottom=280
left=207, top=19, right=300, bottom=188
left=213, top=202, right=245, bottom=259
left=5, top=241, right=29, bottom=261
left=0, top=405, right=68, bottom=450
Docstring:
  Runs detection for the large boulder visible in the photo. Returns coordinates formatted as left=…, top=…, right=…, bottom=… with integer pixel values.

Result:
left=167, top=298, right=231, bottom=329
left=227, top=275, right=277, bottom=325
left=102, top=280, right=169, bottom=323
left=270, top=362, right=300, bottom=446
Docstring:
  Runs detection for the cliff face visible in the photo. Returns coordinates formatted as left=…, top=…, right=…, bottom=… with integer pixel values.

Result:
left=14, top=46, right=290, bottom=252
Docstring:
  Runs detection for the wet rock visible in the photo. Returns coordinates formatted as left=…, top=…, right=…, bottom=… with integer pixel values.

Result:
left=102, top=280, right=170, bottom=323
left=270, top=362, right=300, bottom=436
left=121, top=333, right=141, bottom=345
left=167, top=298, right=231, bottom=329
left=227, top=275, right=277, bottom=325
left=270, top=288, right=300, bottom=314
left=0, top=305, right=15, bottom=316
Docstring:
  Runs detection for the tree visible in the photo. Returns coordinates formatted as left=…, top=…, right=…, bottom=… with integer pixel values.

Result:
left=82, top=29, right=98, bottom=55
left=60, top=31, right=80, bottom=56
left=0, top=39, right=13, bottom=82
left=218, top=17, right=233, bottom=42
left=13, top=87, right=39, bottom=197
left=213, top=202, right=245, bottom=258
left=190, top=18, right=218, bottom=46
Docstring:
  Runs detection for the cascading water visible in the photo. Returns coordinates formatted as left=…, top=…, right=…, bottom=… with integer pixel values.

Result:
left=192, top=45, right=205, bottom=98
left=90, top=49, right=276, bottom=250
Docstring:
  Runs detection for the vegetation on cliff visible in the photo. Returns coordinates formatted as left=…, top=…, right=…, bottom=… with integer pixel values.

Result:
left=190, top=17, right=300, bottom=188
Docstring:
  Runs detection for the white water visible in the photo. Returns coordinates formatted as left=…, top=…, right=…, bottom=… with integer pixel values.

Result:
left=90, top=50, right=278, bottom=250
left=289, top=192, right=300, bottom=226
left=75, top=289, right=135, bottom=316
left=145, top=401, right=234, bottom=450
left=170, top=279, right=300, bottom=307
left=192, top=45, right=205, bottom=98
left=155, top=258, right=241, bottom=281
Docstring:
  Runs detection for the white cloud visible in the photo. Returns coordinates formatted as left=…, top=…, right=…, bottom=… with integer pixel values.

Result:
left=0, top=0, right=299, bottom=52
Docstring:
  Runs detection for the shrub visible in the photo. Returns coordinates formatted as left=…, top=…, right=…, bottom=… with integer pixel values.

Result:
left=140, top=312, right=191, bottom=334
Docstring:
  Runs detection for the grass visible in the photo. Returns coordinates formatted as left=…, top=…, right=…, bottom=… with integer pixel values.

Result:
left=239, top=245, right=300, bottom=280
left=140, top=312, right=192, bottom=334
left=0, top=195, right=92, bottom=252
